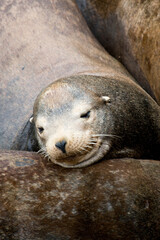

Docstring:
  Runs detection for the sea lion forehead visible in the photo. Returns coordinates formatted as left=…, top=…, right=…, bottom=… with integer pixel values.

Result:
left=40, top=81, right=93, bottom=108
left=41, top=83, right=75, bottom=108
left=35, top=81, right=92, bottom=118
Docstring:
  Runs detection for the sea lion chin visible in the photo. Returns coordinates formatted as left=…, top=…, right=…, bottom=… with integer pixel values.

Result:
left=48, top=138, right=110, bottom=168
left=32, top=75, right=160, bottom=168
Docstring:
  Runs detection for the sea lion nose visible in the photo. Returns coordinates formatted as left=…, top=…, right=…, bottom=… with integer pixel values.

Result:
left=55, top=140, right=67, bottom=153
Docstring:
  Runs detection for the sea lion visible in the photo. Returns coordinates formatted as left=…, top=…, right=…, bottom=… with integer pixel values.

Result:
left=0, top=0, right=157, bottom=151
left=1, top=150, right=160, bottom=239
left=30, top=75, right=160, bottom=168
left=76, top=0, right=160, bottom=104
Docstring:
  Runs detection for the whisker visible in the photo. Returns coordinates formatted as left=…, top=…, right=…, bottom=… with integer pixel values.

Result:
left=79, top=146, right=87, bottom=151
left=86, top=145, right=93, bottom=149
left=77, top=149, right=84, bottom=154
left=44, top=153, right=49, bottom=159
left=37, top=149, right=44, bottom=154
left=89, top=139, right=97, bottom=143
left=41, top=152, right=46, bottom=156
left=37, top=146, right=46, bottom=153
left=88, top=142, right=97, bottom=145
left=92, top=134, right=121, bottom=139
left=80, top=146, right=91, bottom=153
left=37, top=147, right=50, bottom=161
left=39, top=151, right=44, bottom=156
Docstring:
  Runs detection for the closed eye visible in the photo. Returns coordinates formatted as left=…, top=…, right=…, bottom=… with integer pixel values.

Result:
left=80, top=110, right=91, bottom=118
left=38, top=127, right=44, bottom=134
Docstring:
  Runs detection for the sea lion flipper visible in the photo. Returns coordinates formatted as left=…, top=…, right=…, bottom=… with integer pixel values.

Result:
left=11, top=116, right=39, bottom=152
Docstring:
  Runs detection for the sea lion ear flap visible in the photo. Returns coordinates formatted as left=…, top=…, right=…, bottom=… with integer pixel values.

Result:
left=101, top=96, right=111, bottom=103
left=30, top=116, right=34, bottom=123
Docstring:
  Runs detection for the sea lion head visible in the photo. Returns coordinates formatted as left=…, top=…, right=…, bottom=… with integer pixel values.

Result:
left=33, top=79, right=113, bottom=168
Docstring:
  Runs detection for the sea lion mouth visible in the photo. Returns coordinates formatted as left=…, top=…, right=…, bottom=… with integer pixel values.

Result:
left=38, top=134, right=115, bottom=168
left=51, top=139, right=110, bottom=168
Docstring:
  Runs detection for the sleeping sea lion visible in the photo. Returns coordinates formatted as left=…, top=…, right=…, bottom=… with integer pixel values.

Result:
left=0, top=0, right=157, bottom=150
left=0, top=0, right=159, bottom=168
left=0, top=0, right=139, bottom=150
left=30, top=75, right=160, bottom=168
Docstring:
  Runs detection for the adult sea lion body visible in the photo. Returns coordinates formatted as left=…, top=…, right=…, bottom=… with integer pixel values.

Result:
left=0, top=0, right=137, bottom=150
left=0, top=0, right=159, bottom=166
left=0, top=0, right=158, bottom=149
left=76, top=0, right=160, bottom=103
left=0, top=150, right=160, bottom=239
left=0, top=0, right=160, bottom=237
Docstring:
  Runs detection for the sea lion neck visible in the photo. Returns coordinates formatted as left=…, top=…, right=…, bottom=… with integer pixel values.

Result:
left=46, top=0, right=133, bottom=81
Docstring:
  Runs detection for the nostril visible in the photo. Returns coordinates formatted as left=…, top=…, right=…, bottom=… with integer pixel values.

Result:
left=55, top=140, right=67, bottom=154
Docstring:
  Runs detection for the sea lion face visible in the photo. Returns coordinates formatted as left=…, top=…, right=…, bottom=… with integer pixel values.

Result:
left=33, top=82, right=112, bottom=168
